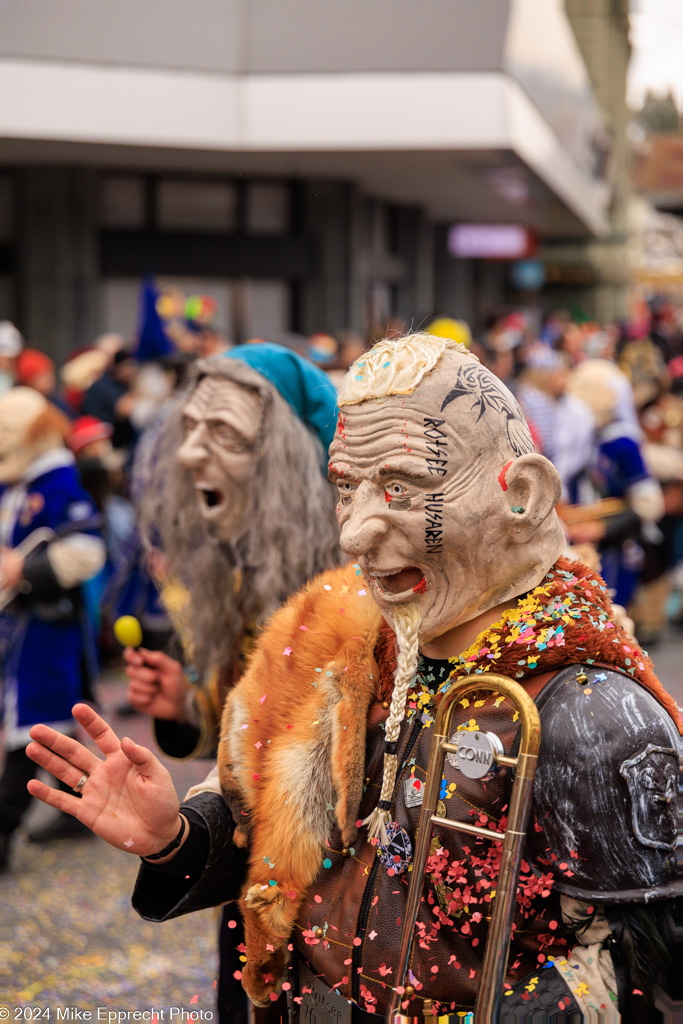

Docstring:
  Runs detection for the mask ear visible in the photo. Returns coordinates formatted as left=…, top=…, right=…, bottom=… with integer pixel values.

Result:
left=501, top=453, right=562, bottom=544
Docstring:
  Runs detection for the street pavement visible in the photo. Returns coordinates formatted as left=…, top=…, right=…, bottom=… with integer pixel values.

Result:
left=2, top=667, right=219, bottom=1018
left=2, top=631, right=682, bottom=1016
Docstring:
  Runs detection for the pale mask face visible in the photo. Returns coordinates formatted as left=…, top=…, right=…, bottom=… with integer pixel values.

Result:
left=0, top=388, right=50, bottom=484
left=177, top=376, right=262, bottom=541
left=329, top=352, right=548, bottom=645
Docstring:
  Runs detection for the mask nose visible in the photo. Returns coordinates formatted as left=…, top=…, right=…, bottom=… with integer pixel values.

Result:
left=177, top=423, right=209, bottom=470
left=339, top=481, right=389, bottom=557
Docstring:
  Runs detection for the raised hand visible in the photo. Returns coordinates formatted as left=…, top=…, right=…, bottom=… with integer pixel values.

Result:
left=26, top=703, right=182, bottom=858
left=124, top=647, right=193, bottom=721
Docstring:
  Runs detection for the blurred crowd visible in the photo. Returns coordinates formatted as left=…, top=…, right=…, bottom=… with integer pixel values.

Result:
left=473, top=296, right=683, bottom=648
left=1, top=283, right=683, bottom=663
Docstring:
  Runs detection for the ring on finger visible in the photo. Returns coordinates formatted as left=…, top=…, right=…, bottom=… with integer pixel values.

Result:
left=72, top=771, right=89, bottom=794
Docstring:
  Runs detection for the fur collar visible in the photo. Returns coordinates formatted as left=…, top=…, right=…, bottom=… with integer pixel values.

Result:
left=375, top=557, right=680, bottom=732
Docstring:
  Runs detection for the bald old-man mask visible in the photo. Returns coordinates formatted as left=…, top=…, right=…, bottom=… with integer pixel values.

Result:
left=330, top=334, right=565, bottom=642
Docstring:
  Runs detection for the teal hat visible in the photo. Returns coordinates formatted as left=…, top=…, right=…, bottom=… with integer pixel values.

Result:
left=225, top=342, right=338, bottom=454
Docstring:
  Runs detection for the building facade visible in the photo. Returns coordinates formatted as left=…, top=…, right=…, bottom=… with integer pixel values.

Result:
left=1, top=0, right=626, bottom=360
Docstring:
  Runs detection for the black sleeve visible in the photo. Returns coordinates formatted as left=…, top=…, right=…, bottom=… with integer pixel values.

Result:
left=153, top=718, right=203, bottom=759
left=601, top=508, right=641, bottom=546
left=499, top=968, right=580, bottom=1020
left=21, top=546, right=63, bottom=602
left=131, top=793, right=248, bottom=922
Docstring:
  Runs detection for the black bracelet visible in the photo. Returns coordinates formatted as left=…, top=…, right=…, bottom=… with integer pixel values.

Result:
left=143, top=815, right=186, bottom=861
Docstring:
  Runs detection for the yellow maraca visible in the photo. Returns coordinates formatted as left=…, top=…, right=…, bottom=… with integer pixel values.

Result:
left=113, top=615, right=143, bottom=649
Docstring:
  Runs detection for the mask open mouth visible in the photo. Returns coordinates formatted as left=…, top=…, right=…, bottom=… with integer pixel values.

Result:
left=375, top=567, right=425, bottom=595
left=199, top=486, right=224, bottom=509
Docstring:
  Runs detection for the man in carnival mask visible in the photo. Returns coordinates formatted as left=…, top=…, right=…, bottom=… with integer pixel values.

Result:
left=27, top=336, right=680, bottom=1020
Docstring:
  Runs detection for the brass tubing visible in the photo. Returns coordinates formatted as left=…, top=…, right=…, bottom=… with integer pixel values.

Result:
left=386, top=673, right=541, bottom=1024
left=430, top=816, right=505, bottom=843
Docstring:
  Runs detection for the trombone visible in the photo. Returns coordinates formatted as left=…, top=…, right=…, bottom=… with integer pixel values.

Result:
left=386, top=673, right=541, bottom=1024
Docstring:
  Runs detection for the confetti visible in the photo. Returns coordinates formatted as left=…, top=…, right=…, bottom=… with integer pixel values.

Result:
left=282, top=647, right=292, bottom=656
left=123, top=838, right=134, bottom=848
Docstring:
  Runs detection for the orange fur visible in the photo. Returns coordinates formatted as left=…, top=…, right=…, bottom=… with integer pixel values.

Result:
left=218, top=566, right=382, bottom=1005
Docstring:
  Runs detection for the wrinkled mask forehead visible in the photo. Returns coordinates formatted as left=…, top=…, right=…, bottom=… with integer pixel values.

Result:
left=332, top=350, right=533, bottom=466
left=402, top=350, right=532, bottom=457
left=182, top=375, right=263, bottom=440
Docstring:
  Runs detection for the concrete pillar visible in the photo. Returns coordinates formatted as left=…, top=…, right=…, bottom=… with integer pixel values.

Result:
left=393, top=206, right=434, bottom=329
left=299, top=180, right=365, bottom=337
left=15, top=167, right=99, bottom=364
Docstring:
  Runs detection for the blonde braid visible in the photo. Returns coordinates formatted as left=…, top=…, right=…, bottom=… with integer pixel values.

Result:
left=362, top=603, right=421, bottom=845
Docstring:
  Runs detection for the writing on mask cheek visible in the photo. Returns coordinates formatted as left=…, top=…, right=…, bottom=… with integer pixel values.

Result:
left=423, top=417, right=447, bottom=554
left=425, top=492, right=445, bottom=553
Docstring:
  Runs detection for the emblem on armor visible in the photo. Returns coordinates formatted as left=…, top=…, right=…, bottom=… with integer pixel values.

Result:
left=404, top=775, right=424, bottom=808
left=447, top=730, right=504, bottom=780
left=619, top=743, right=677, bottom=851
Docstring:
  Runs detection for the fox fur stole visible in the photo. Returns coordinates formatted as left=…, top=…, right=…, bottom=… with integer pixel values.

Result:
left=218, top=565, right=383, bottom=1005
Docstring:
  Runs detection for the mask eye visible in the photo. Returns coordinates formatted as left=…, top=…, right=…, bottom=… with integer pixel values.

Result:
left=182, top=415, right=198, bottom=438
left=336, top=480, right=356, bottom=507
left=385, top=481, right=411, bottom=511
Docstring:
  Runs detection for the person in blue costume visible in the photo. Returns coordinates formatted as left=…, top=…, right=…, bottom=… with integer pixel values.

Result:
left=0, top=387, right=105, bottom=870
left=563, top=359, right=665, bottom=608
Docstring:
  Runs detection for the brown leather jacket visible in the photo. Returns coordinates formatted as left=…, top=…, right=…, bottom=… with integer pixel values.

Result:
left=292, top=674, right=557, bottom=1015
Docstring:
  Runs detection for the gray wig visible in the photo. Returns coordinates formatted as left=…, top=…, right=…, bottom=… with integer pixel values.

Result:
left=136, top=355, right=341, bottom=677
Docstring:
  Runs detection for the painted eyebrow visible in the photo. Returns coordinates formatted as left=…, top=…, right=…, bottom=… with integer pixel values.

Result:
left=328, top=462, right=436, bottom=484
left=376, top=464, right=433, bottom=482
left=327, top=464, right=352, bottom=483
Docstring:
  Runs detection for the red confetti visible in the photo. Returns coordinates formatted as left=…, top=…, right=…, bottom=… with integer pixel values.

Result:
left=227, top=920, right=237, bottom=929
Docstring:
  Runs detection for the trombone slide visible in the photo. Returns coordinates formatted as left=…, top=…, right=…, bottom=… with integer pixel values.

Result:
left=386, top=673, right=541, bottom=1024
